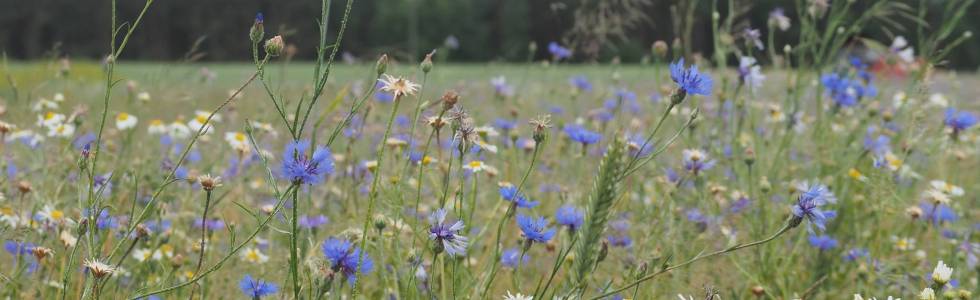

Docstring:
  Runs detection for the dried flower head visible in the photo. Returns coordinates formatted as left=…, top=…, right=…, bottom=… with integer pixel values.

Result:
left=31, top=246, right=53, bottom=260
left=378, top=74, right=420, bottom=98
left=83, top=258, right=116, bottom=278
left=198, top=174, right=223, bottom=191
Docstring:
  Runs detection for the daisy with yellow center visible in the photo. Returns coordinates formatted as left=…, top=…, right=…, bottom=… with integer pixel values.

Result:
left=929, top=180, right=964, bottom=197
left=47, top=123, right=75, bottom=138
left=240, top=246, right=269, bottom=264
left=378, top=74, right=420, bottom=98
left=115, top=112, right=138, bottom=130
left=168, top=121, right=192, bottom=139
left=147, top=119, right=167, bottom=135
left=224, top=131, right=250, bottom=153
left=848, top=168, right=867, bottom=182
left=188, top=114, right=214, bottom=134
left=37, top=112, right=66, bottom=128
left=462, top=160, right=490, bottom=173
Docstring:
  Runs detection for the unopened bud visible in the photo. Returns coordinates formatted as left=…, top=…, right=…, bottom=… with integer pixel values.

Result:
left=376, top=54, right=389, bottom=76
left=441, top=90, right=459, bottom=111
left=250, top=13, right=265, bottom=44
left=652, top=41, right=668, bottom=58
left=421, top=50, right=435, bottom=73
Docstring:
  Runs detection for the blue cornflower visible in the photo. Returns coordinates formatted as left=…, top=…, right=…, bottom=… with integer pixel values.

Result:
left=791, top=182, right=837, bottom=232
left=944, top=108, right=977, bottom=134
left=555, top=205, right=584, bottom=231
left=321, top=238, right=373, bottom=285
left=606, top=219, right=632, bottom=248
left=681, top=149, right=716, bottom=175
left=562, top=124, right=601, bottom=145
left=729, top=195, right=751, bottom=214
left=808, top=234, right=838, bottom=251
left=255, top=13, right=264, bottom=24
left=919, top=202, right=957, bottom=225
left=298, top=215, right=329, bottom=229
left=501, top=247, right=529, bottom=268
left=280, top=140, right=334, bottom=185
left=194, top=219, right=225, bottom=231
left=4, top=240, right=34, bottom=256
left=843, top=248, right=869, bottom=262
left=516, top=214, right=556, bottom=244
left=569, top=75, right=592, bottom=92
left=863, top=129, right=891, bottom=155
left=669, top=58, right=713, bottom=97
left=548, top=42, right=572, bottom=60
left=820, top=72, right=876, bottom=108
left=428, top=209, right=468, bottom=256
left=499, top=185, right=539, bottom=208
left=239, top=274, right=278, bottom=298
left=493, top=118, right=517, bottom=132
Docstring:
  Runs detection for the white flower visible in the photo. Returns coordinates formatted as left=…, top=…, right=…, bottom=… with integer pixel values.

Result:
left=37, top=112, right=66, bottom=128
left=475, top=140, right=498, bottom=154
left=503, top=291, right=532, bottom=300
left=115, top=112, right=138, bottom=130
left=60, top=231, right=77, bottom=248
left=187, top=113, right=214, bottom=135
left=53, top=93, right=65, bottom=102
left=928, top=93, right=948, bottom=108
left=32, top=99, right=59, bottom=112
left=918, top=288, right=935, bottom=300
left=132, top=248, right=154, bottom=262
left=378, top=74, right=420, bottom=98
left=240, top=247, right=269, bottom=264
left=168, top=121, right=192, bottom=139
left=46, top=123, right=75, bottom=138
left=137, top=92, right=151, bottom=102
left=890, top=36, right=915, bottom=63
left=929, top=180, right=964, bottom=197
left=6, top=130, right=44, bottom=147
left=462, top=160, right=489, bottom=173
left=738, top=56, right=766, bottom=93
left=147, top=119, right=168, bottom=135
left=224, top=131, right=250, bottom=153
left=931, top=260, right=952, bottom=285
left=35, top=205, right=68, bottom=224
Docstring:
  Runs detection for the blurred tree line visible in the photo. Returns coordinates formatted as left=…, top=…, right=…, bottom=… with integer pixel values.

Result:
left=1, top=0, right=977, bottom=69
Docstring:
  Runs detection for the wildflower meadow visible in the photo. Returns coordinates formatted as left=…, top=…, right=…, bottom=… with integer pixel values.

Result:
left=1, top=0, right=978, bottom=299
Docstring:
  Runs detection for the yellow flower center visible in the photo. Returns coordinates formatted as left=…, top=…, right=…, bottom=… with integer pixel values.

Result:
left=117, top=113, right=130, bottom=121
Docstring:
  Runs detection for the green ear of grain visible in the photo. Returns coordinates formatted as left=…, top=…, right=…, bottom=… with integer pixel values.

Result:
left=571, top=137, right=627, bottom=293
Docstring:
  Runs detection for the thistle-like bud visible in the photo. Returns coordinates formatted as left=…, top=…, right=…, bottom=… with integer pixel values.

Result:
left=750, top=286, right=765, bottom=297
left=373, top=214, right=387, bottom=232
left=421, top=50, right=435, bottom=73
left=529, top=114, right=552, bottom=144
left=197, top=174, right=223, bottom=191
left=17, top=180, right=31, bottom=195
left=652, top=40, right=668, bottom=58
left=744, top=147, right=756, bottom=166
left=31, top=247, right=53, bottom=260
left=376, top=54, right=389, bottom=76
left=441, top=90, right=459, bottom=112
left=250, top=13, right=265, bottom=44
left=670, top=88, right=688, bottom=105
left=264, top=35, right=284, bottom=57
left=171, top=254, right=185, bottom=269
left=759, top=176, right=771, bottom=193
left=135, top=223, right=150, bottom=239
left=77, top=218, right=89, bottom=236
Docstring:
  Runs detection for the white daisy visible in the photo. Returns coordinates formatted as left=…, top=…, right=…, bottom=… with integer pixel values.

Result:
left=378, top=74, right=420, bottom=98
left=931, top=260, right=952, bottom=285
left=115, top=112, right=138, bottom=130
